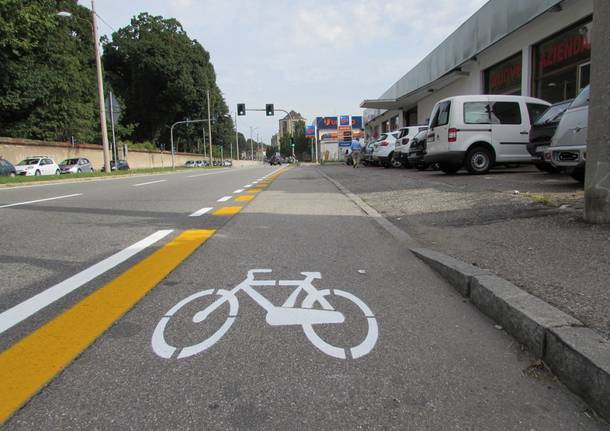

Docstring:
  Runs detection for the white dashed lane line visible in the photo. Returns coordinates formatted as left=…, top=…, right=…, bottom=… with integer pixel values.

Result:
left=189, top=207, right=213, bottom=217
left=133, top=180, right=167, bottom=187
left=233, top=189, right=244, bottom=194
left=0, top=193, right=82, bottom=209
left=217, top=196, right=232, bottom=202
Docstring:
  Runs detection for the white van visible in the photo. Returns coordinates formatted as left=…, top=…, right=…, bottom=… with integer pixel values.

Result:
left=424, top=95, right=550, bottom=174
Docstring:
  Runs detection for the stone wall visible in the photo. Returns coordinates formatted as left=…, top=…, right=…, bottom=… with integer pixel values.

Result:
left=0, top=137, right=261, bottom=169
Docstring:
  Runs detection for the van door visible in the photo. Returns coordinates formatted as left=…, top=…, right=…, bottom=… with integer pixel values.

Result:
left=491, top=101, right=530, bottom=162
left=428, top=100, right=452, bottom=153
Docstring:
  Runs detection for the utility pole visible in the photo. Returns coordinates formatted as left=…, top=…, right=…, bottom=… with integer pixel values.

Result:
left=585, top=0, right=610, bottom=223
left=234, top=111, right=240, bottom=160
left=91, top=0, right=111, bottom=174
left=207, top=90, right=213, bottom=165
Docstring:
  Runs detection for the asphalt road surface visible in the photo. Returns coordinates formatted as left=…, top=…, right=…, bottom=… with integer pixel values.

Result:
left=0, top=166, right=607, bottom=430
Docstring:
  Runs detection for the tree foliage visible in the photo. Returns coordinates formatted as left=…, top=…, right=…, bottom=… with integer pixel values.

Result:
left=0, top=0, right=99, bottom=142
left=102, top=13, right=235, bottom=152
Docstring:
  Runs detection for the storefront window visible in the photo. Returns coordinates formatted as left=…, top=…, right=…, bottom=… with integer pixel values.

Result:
left=484, top=53, right=522, bottom=95
left=389, top=116, right=398, bottom=131
left=534, top=20, right=592, bottom=103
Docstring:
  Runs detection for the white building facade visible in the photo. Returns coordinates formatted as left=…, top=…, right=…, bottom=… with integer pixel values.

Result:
left=362, top=0, right=593, bottom=140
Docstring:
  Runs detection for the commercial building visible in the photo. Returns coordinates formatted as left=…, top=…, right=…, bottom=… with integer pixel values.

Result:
left=361, top=0, right=593, bottom=140
left=278, top=111, right=307, bottom=137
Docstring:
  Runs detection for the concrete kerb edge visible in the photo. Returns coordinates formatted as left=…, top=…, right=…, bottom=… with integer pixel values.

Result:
left=315, top=166, right=610, bottom=422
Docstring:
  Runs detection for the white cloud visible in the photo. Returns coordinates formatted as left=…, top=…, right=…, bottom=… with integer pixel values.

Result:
left=88, top=0, right=488, bottom=140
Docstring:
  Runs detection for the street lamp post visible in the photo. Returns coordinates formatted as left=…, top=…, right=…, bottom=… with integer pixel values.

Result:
left=58, top=0, right=111, bottom=173
left=170, top=119, right=211, bottom=168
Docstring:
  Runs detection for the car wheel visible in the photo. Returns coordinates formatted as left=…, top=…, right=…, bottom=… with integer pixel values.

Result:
left=35, top=170, right=41, bottom=176
left=465, top=146, right=493, bottom=174
left=390, top=153, right=402, bottom=168
left=77, top=168, right=82, bottom=174
left=416, top=163, right=427, bottom=171
left=534, top=162, right=547, bottom=172
left=55, top=169, right=60, bottom=175
left=439, top=163, right=460, bottom=174
left=10, top=172, right=16, bottom=177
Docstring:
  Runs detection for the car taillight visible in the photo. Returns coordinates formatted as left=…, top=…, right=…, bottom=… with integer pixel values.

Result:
left=379, top=141, right=389, bottom=147
left=448, top=128, right=457, bottom=143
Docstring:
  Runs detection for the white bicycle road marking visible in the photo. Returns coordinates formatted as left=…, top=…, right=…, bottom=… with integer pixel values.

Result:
left=0, top=193, right=82, bottom=209
left=152, top=269, right=378, bottom=360
left=0, top=229, right=173, bottom=335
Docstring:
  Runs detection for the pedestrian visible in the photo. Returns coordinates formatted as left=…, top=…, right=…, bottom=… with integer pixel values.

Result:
left=350, top=139, right=363, bottom=168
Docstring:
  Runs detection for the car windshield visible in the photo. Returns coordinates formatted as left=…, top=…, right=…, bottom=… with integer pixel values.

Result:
left=534, top=102, right=571, bottom=125
left=61, top=159, right=78, bottom=165
left=414, top=131, right=427, bottom=140
left=18, top=159, right=40, bottom=165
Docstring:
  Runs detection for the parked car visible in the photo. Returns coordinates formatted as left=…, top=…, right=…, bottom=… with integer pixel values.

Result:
left=223, top=159, right=233, bottom=167
left=546, top=85, right=589, bottom=183
left=395, top=125, right=428, bottom=166
left=15, top=156, right=60, bottom=176
left=269, top=155, right=283, bottom=165
left=424, top=95, right=550, bottom=174
left=0, top=158, right=17, bottom=177
left=193, top=160, right=203, bottom=168
left=101, top=160, right=130, bottom=172
left=527, top=99, right=573, bottom=173
left=406, top=130, right=431, bottom=170
left=362, top=141, right=377, bottom=166
left=372, top=132, right=400, bottom=168
left=59, top=157, right=93, bottom=174
left=185, top=160, right=197, bottom=168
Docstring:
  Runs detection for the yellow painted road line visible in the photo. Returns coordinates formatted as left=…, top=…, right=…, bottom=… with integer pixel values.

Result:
left=235, top=195, right=255, bottom=202
left=213, top=206, right=243, bottom=216
left=246, top=188, right=263, bottom=193
left=0, top=229, right=215, bottom=425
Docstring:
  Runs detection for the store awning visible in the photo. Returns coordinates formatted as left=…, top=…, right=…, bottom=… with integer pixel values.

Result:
left=360, top=70, right=469, bottom=111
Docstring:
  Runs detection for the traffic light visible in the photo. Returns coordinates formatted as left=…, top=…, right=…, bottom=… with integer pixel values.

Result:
left=266, top=104, right=274, bottom=116
left=237, top=103, right=246, bottom=116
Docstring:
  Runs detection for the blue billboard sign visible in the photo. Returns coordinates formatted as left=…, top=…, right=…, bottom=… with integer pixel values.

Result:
left=316, top=117, right=338, bottom=129
left=351, top=116, right=363, bottom=129
left=339, top=115, right=350, bottom=127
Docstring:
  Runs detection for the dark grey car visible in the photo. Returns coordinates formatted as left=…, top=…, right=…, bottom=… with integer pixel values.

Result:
left=59, top=157, right=94, bottom=174
left=0, top=158, right=17, bottom=176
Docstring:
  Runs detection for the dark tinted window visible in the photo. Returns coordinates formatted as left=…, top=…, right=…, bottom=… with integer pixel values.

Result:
left=464, top=102, right=490, bottom=124
left=533, top=102, right=571, bottom=125
left=570, top=85, right=590, bottom=109
left=526, top=103, right=550, bottom=124
left=431, top=101, right=451, bottom=127
left=491, top=102, right=522, bottom=124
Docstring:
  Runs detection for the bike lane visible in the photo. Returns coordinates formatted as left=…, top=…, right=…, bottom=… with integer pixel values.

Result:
left=4, top=167, right=607, bottom=430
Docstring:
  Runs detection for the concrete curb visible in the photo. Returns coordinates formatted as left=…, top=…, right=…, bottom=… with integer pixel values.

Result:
left=316, top=167, right=610, bottom=422
left=411, top=248, right=610, bottom=421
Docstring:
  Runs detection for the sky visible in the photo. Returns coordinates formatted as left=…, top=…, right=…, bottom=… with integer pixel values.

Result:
left=85, top=0, right=489, bottom=143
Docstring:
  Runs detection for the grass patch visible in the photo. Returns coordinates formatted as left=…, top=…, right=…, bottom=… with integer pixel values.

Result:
left=524, top=193, right=558, bottom=207
left=0, top=166, right=223, bottom=186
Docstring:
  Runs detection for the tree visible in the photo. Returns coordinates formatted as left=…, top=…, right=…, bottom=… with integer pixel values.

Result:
left=102, top=13, right=234, bottom=151
left=278, top=120, right=308, bottom=157
left=0, top=0, right=99, bottom=143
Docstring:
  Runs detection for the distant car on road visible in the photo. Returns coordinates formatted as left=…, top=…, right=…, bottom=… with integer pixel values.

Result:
left=59, top=157, right=94, bottom=174
left=15, top=156, right=60, bottom=176
left=528, top=99, right=573, bottom=173
left=269, top=155, right=283, bottom=166
left=546, top=85, right=590, bottom=183
left=0, top=158, right=17, bottom=177
left=101, top=160, right=130, bottom=172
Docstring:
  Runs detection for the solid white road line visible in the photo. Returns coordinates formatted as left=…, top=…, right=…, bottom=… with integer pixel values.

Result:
left=233, top=189, right=245, bottom=194
left=187, top=169, right=231, bottom=178
left=0, top=230, right=173, bottom=336
left=217, top=196, right=232, bottom=202
left=0, top=193, right=82, bottom=209
left=189, top=207, right=213, bottom=217
left=133, top=179, right=167, bottom=187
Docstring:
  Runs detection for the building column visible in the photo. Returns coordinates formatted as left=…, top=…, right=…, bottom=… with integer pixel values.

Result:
left=585, top=0, right=610, bottom=223
left=521, top=46, right=532, bottom=96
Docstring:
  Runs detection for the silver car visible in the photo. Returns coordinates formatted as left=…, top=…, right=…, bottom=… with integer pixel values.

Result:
left=545, top=85, right=589, bottom=182
left=59, top=157, right=94, bottom=174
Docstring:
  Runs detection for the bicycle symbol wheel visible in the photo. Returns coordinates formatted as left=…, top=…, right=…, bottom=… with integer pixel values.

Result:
left=151, top=289, right=238, bottom=359
left=301, top=289, right=378, bottom=359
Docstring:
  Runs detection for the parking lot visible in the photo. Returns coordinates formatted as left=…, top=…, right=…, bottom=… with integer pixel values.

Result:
left=321, top=163, right=610, bottom=340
